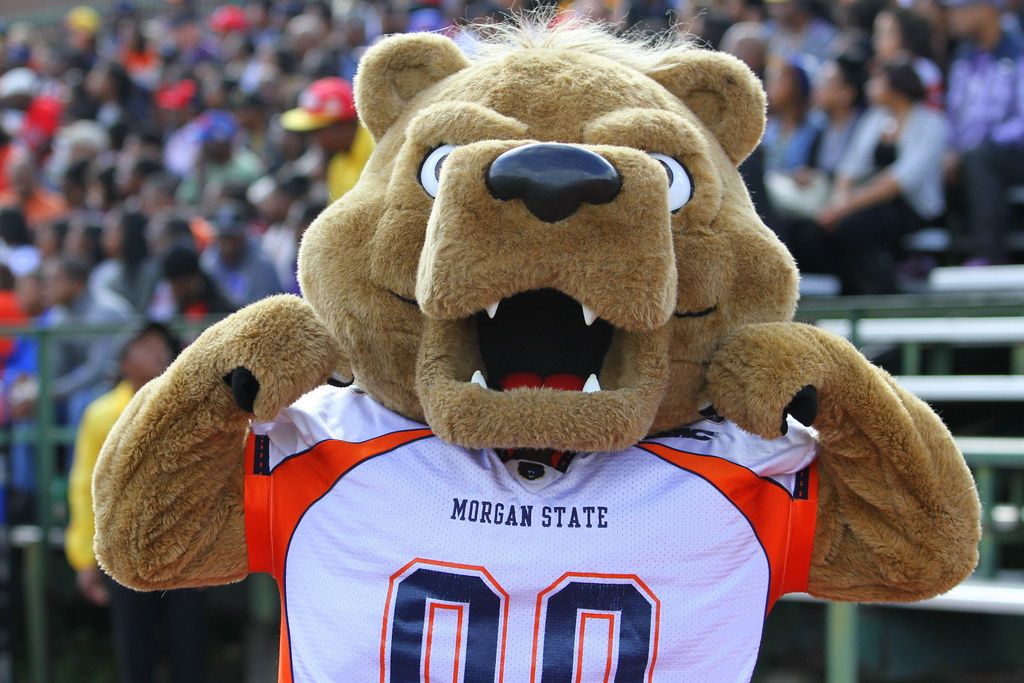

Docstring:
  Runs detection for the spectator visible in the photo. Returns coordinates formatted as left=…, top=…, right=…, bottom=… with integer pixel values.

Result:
left=722, top=21, right=778, bottom=229
left=139, top=214, right=197, bottom=318
left=46, top=120, right=110, bottom=190
left=720, top=21, right=771, bottom=79
left=175, top=110, right=264, bottom=207
left=873, top=6, right=944, bottom=108
left=90, top=210, right=151, bottom=310
left=0, top=264, right=26, bottom=381
left=4, top=269, right=44, bottom=513
left=0, top=153, right=67, bottom=228
left=156, top=79, right=202, bottom=176
left=35, top=219, right=68, bottom=263
left=148, top=213, right=196, bottom=256
left=280, top=77, right=374, bottom=201
left=808, top=53, right=867, bottom=177
left=60, top=159, right=91, bottom=218
left=797, top=60, right=947, bottom=293
left=64, top=5, right=101, bottom=70
left=762, top=56, right=819, bottom=173
left=945, top=0, right=1024, bottom=263
left=767, top=53, right=867, bottom=242
left=0, top=127, right=13, bottom=194
left=200, top=201, right=283, bottom=307
left=270, top=199, right=325, bottom=294
left=65, top=321, right=208, bottom=683
left=115, top=155, right=164, bottom=202
left=765, top=0, right=838, bottom=64
left=167, top=12, right=221, bottom=69
left=65, top=219, right=105, bottom=269
left=84, top=61, right=150, bottom=128
left=138, top=171, right=179, bottom=216
left=255, top=173, right=311, bottom=288
left=0, top=207, right=42, bottom=277
left=118, top=19, right=160, bottom=90
left=37, top=257, right=134, bottom=424
left=161, top=246, right=235, bottom=321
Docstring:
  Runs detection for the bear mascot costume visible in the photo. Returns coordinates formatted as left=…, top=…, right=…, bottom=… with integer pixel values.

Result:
left=93, top=16, right=981, bottom=682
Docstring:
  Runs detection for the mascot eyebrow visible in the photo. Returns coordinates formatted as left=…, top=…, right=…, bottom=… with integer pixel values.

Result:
left=406, top=102, right=529, bottom=145
left=93, top=14, right=979, bottom=683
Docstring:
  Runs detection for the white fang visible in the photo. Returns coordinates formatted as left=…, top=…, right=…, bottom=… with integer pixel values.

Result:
left=583, top=374, right=601, bottom=393
left=582, top=305, right=598, bottom=326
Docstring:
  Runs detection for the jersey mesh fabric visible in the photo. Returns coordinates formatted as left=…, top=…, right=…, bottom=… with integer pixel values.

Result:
left=244, top=386, right=818, bottom=682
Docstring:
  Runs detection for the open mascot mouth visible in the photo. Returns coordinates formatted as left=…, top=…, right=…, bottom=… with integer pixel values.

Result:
left=414, top=289, right=672, bottom=453
left=475, top=289, right=614, bottom=393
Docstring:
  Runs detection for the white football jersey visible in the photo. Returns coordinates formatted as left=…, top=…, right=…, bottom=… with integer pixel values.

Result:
left=245, top=385, right=819, bottom=683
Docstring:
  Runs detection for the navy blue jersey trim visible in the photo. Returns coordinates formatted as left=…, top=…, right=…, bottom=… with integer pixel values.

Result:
left=252, top=434, right=271, bottom=475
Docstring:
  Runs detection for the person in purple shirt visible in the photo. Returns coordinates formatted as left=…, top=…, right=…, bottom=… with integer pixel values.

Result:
left=945, top=0, right=1024, bottom=262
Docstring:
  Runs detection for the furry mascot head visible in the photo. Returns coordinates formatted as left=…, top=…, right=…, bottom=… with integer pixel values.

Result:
left=93, top=15, right=980, bottom=682
left=302, top=21, right=796, bottom=453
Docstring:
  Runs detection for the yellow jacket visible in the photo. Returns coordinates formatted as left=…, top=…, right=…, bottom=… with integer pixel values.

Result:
left=327, top=124, right=374, bottom=202
left=65, top=381, right=134, bottom=571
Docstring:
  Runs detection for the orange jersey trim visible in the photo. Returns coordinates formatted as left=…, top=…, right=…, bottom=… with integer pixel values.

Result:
left=425, top=603, right=465, bottom=683
left=637, top=442, right=818, bottom=612
left=575, top=612, right=615, bottom=683
left=243, top=427, right=434, bottom=683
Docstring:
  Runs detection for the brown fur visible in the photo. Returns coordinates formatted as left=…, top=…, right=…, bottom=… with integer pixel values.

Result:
left=94, top=21, right=978, bottom=606
left=93, top=296, right=341, bottom=586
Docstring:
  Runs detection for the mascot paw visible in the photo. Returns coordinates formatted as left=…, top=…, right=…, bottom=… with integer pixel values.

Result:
left=224, top=367, right=260, bottom=413
left=782, top=385, right=818, bottom=435
left=177, top=295, right=344, bottom=422
left=704, top=322, right=841, bottom=440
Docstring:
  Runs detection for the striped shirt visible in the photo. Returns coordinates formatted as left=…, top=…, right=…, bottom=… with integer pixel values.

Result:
left=837, top=104, right=948, bottom=220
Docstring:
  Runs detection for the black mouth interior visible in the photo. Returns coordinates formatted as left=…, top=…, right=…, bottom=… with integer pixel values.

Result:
left=475, top=289, right=614, bottom=389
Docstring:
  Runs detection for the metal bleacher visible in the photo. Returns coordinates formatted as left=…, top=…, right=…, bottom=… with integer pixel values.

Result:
left=903, top=184, right=1024, bottom=259
left=796, top=285, right=1024, bottom=682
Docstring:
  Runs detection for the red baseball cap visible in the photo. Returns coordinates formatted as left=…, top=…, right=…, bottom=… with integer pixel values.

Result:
left=281, top=78, right=357, bottom=132
left=156, top=80, right=198, bottom=111
left=210, top=5, right=248, bottom=33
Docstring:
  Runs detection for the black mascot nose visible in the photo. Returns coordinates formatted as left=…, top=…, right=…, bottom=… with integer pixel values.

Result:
left=486, top=143, right=622, bottom=223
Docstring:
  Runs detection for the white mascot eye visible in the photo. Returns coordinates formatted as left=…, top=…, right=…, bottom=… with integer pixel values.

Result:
left=419, top=144, right=458, bottom=198
left=649, top=153, right=693, bottom=212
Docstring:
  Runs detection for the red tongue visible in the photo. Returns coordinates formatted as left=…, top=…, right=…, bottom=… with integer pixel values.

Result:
left=501, top=372, right=585, bottom=391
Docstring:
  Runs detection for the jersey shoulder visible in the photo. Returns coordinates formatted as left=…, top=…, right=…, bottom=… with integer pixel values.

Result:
left=250, top=385, right=427, bottom=471
left=644, top=416, right=817, bottom=494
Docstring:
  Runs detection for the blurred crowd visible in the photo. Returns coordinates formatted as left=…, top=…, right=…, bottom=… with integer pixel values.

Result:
left=0, top=0, right=394, bottom=528
left=681, top=0, right=1024, bottom=293
left=0, top=0, right=1022, bottom=678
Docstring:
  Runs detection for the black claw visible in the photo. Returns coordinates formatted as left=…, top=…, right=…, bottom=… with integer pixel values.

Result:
left=223, top=367, right=260, bottom=413
left=783, top=385, right=818, bottom=432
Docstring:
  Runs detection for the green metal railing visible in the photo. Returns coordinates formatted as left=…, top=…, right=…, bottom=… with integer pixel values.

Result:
left=8, top=292, right=1024, bottom=682
left=796, top=291, right=1024, bottom=683
left=0, top=318, right=218, bottom=683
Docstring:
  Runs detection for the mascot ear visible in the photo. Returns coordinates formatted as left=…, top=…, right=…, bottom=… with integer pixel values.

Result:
left=647, top=50, right=766, bottom=165
left=355, top=33, right=471, bottom=140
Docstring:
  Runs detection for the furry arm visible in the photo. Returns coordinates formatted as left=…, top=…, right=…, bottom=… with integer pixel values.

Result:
left=92, top=295, right=342, bottom=590
left=705, top=322, right=981, bottom=602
